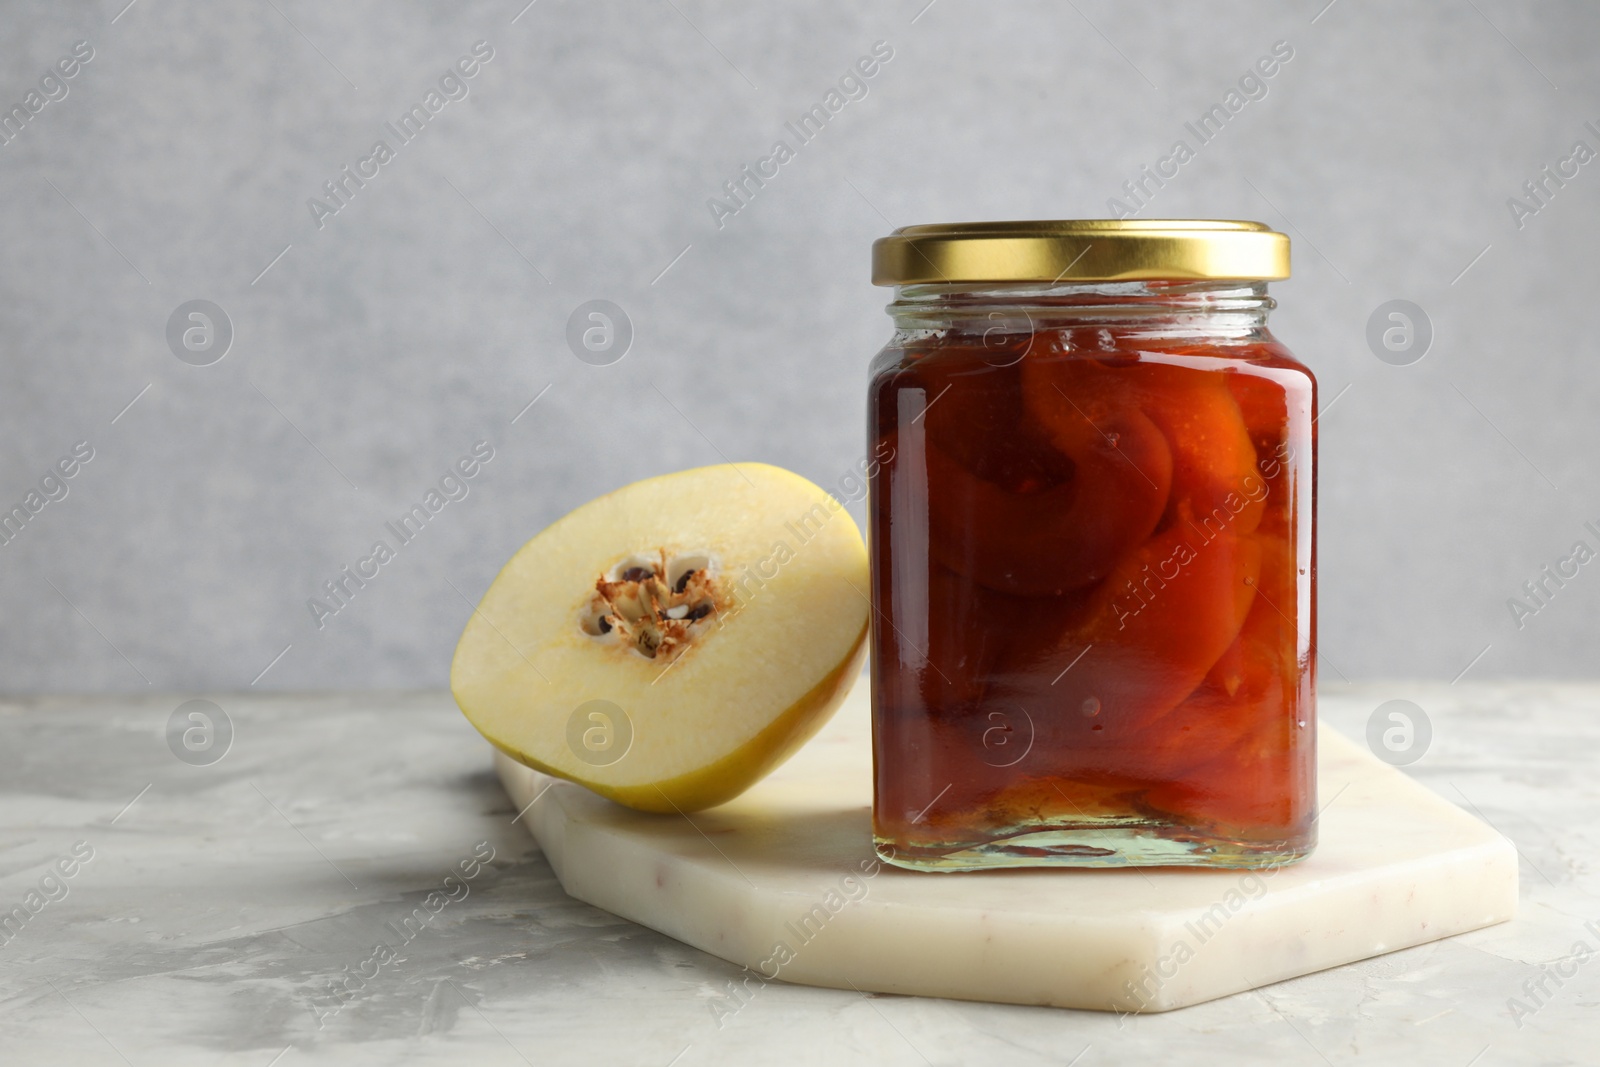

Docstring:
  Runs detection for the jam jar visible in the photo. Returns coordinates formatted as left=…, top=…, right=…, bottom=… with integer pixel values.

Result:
left=867, top=220, right=1315, bottom=871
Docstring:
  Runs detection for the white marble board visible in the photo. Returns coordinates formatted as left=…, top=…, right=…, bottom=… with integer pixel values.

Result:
left=498, top=676, right=1518, bottom=1012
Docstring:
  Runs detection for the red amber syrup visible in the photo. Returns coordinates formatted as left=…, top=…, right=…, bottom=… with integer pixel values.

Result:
left=869, top=327, right=1316, bottom=869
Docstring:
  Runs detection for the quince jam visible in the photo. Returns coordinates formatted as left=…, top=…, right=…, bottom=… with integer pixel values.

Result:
left=868, top=315, right=1316, bottom=870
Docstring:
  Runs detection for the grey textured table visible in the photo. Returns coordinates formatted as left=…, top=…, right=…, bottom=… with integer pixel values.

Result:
left=0, top=682, right=1593, bottom=1065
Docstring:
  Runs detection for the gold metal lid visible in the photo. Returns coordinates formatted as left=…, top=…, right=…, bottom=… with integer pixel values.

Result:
left=871, top=219, right=1290, bottom=286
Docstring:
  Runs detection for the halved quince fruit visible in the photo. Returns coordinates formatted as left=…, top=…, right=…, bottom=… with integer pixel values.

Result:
left=451, top=463, right=869, bottom=812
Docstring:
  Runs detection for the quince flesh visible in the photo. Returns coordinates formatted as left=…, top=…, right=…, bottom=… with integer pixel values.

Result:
left=450, top=463, right=869, bottom=812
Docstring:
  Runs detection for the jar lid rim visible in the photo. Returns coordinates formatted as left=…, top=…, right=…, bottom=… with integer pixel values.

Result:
left=872, top=219, right=1290, bottom=285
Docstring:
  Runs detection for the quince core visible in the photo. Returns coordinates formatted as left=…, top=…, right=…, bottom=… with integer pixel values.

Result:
left=450, top=463, right=869, bottom=813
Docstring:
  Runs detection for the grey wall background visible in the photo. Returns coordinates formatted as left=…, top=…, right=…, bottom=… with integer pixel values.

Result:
left=0, top=0, right=1596, bottom=692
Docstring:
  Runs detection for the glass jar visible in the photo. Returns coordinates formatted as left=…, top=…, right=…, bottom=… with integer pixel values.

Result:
left=866, top=220, right=1315, bottom=871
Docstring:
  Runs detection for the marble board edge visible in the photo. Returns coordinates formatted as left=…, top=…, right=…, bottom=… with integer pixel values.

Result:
left=493, top=730, right=1518, bottom=1013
